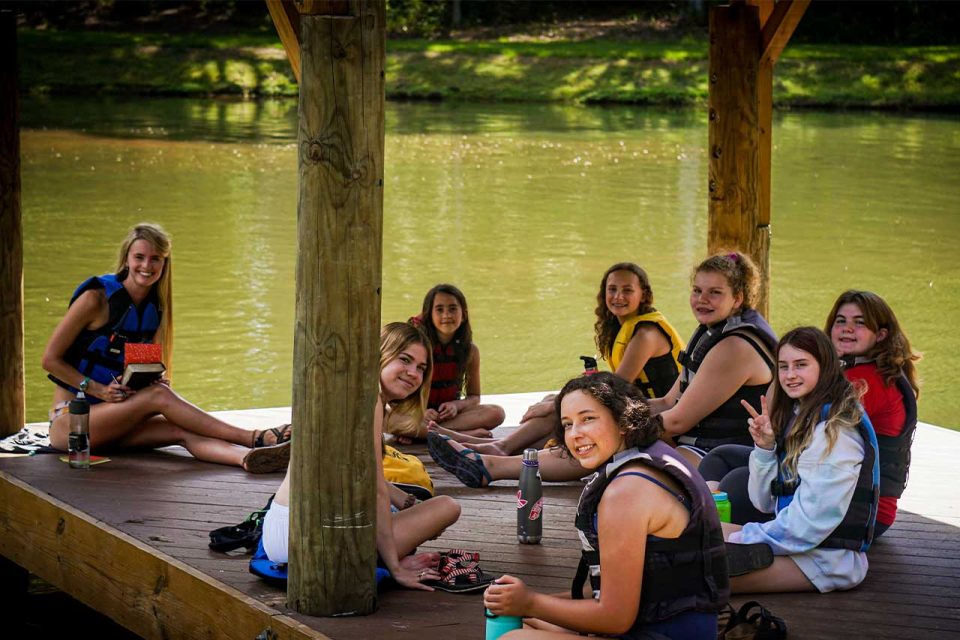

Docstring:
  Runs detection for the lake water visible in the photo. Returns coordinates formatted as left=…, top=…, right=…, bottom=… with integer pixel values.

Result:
left=17, top=97, right=959, bottom=428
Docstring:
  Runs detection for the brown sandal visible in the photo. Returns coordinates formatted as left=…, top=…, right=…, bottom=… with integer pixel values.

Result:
left=252, top=424, right=292, bottom=448
left=243, top=441, right=291, bottom=474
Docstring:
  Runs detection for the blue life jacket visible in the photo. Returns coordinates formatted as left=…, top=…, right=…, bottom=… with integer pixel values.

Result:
left=770, top=404, right=880, bottom=552
left=249, top=538, right=391, bottom=586
left=49, top=274, right=161, bottom=402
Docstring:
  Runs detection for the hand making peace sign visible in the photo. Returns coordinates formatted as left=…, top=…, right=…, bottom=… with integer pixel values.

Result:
left=741, top=395, right=775, bottom=451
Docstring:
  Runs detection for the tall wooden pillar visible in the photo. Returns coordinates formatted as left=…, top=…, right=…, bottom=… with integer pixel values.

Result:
left=0, top=10, right=25, bottom=437
left=288, top=0, right=386, bottom=616
left=707, top=2, right=768, bottom=317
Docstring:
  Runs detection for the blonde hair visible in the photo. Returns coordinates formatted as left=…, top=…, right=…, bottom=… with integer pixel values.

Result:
left=694, top=250, right=760, bottom=311
left=380, top=322, right=433, bottom=434
left=114, top=223, right=174, bottom=376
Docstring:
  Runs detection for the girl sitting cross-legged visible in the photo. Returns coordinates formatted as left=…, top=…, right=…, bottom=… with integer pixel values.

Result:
left=431, top=262, right=683, bottom=458
left=261, top=322, right=461, bottom=589
left=386, top=284, right=505, bottom=443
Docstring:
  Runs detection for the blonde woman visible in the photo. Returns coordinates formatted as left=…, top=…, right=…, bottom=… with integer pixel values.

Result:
left=42, top=223, right=290, bottom=472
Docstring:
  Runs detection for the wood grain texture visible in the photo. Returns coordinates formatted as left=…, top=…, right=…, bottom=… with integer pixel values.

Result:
left=266, top=0, right=302, bottom=83
left=0, top=10, right=25, bottom=437
left=708, top=3, right=770, bottom=317
left=0, top=469, right=328, bottom=640
left=1, top=416, right=959, bottom=640
left=761, top=0, right=812, bottom=66
left=290, top=0, right=386, bottom=616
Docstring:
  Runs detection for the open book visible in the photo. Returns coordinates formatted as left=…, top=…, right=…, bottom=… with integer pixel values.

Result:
left=122, top=343, right=165, bottom=390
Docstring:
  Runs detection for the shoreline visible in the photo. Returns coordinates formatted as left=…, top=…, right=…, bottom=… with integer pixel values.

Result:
left=16, top=29, right=960, bottom=111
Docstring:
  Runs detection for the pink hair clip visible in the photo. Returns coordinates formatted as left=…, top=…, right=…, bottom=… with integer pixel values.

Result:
left=727, top=252, right=740, bottom=263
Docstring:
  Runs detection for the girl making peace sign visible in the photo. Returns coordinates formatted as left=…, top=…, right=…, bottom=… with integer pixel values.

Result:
left=720, top=327, right=880, bottom=594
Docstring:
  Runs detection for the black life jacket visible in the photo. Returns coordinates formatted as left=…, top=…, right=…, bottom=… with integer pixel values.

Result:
left=49, top=274, right=161, bottom=403
left=572, top=441, right=729, bottom=628
left=677, top=309, right=778, bottom=450
left=841, top=357, right=918, bottom=500
left=770, top=404, right=880, bottom=552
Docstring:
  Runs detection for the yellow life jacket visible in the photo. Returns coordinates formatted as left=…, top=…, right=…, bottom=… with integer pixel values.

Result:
left=382, top=444, right=434, bottom=496
left=606, top=310, right=685, bottom=398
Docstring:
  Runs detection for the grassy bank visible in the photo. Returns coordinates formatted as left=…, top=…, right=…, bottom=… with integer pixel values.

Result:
left=17, top=29, right=960, bottom=108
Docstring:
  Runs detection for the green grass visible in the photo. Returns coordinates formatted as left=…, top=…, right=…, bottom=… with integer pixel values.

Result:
left=17, top=29, right=960, bottom=108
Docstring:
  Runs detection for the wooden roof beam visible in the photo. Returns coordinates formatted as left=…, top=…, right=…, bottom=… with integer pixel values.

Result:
left=760, top=0, right=811, bottom=66
left=266, top=0, right=302, bottom=83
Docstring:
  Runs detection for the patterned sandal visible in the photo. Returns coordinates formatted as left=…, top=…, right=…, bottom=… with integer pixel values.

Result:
left=427, top=432, right=493, bottom=488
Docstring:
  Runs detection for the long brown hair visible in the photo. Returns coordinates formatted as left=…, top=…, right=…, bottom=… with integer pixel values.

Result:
left=419, top=283, right=472, bottom=394
left=825, top=290, right=920, bottom=397
left=769, top=327, right=862, bottom=483
left=594, top=262, right=654, bottom=360
left=114, top=223, right=174, bottom=376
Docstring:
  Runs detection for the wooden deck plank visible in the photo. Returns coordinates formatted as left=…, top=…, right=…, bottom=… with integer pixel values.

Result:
left=2, top=398, right=959, bottom=639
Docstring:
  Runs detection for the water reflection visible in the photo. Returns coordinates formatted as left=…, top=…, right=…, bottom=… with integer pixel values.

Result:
left=19, top=97, right=960, bottom=428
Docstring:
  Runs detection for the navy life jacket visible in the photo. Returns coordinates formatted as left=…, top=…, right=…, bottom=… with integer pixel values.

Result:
left=49, top=274, right=161, bottom=402
left=677, top=309, right=778, bottom=450
left=572, top=441, right=729, bottom=627
left=841, top=357, right=918, bottom=500
left=770, top=404, right=880, bottom=552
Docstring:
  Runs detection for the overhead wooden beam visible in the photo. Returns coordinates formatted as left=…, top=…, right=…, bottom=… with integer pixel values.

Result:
left=761, top=0, right=811, bottom=66
left=288, top=0, right=385, bottom=617
left=266, top=0, right=302, bottom=83
left=0, top=10, right=25, bottom=438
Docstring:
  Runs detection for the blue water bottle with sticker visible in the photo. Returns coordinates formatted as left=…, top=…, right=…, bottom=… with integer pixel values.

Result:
left=485, top=608, right=522, bottom=640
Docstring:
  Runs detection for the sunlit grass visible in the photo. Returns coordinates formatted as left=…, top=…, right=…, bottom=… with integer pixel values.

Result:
left=17, top=29, right=960, bottom=107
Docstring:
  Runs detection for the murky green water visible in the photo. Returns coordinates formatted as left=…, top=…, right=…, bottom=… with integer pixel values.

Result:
left=18, top=97, right=959, bottom=428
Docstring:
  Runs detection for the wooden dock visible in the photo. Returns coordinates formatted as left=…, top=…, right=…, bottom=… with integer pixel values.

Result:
left=1, top=393, right=958, bottom=640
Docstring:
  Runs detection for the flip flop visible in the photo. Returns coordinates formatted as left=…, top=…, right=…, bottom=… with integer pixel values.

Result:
left=243, top=440, right=291, bottom=474
left=427, top=432, right=492, bottom=488
left=253, top=424, right=292, bottom=448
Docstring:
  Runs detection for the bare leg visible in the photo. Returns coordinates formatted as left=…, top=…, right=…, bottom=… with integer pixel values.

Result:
left=729, top=556, right=816, bottom=593
left=441, top=438, right=585, bottom=483
left=108, top=415, right=248, bottom=467
left=437, top=403, right=506, bottom=434
left=392, top=495, right=461, bottom=557
left=433, top=412, right=556, bottom=456
left=49, top=383, right=263, bottom=451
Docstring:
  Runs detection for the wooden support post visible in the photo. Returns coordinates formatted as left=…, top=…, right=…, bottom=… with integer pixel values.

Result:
left=0, top=10, right=25, bottom=437
left=708, top=3, right=768, bottom=317
left=288, top=0, right=385, bottom=616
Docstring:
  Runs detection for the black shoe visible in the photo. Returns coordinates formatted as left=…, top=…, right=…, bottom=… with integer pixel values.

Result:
left=725, top=542, right=774, bottom=577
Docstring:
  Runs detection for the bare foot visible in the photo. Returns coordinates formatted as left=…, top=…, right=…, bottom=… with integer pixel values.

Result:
left=460, top=428, right=493, bottom=439
left=400, top=551, right=441, bottom=571
left=431, top=424, right=495, bottom=445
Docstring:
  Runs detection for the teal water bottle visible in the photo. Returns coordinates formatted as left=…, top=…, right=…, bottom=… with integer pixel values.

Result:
left=485, top=608, right=522, bottom=640
left=713, top=491, right=731, bottom=523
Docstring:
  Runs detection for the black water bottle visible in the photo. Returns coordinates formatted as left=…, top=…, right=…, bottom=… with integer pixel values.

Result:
left=68, top=391, right=91, bottom=470
left=517, top=448, right=543, bottom=544
left=580, top=355, right=598, bottom=375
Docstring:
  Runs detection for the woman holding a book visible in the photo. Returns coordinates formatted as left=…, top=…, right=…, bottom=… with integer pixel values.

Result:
left=42, top=223, right=290, bottom=473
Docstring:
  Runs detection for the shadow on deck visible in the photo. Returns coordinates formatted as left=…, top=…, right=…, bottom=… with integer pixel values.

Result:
left=1, top=399, right=958, bottom=640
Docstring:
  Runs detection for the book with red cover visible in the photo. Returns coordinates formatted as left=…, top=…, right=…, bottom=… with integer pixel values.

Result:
left=122, top=343, right=165, bottom=389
